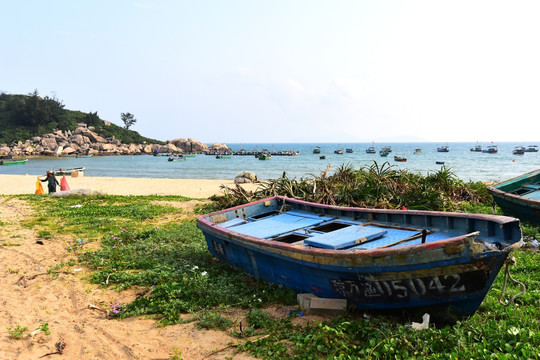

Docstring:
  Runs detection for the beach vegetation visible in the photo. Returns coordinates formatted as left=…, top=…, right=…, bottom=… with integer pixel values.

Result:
left=38, top=322, right=51, bottom=336
left=7, top=324, right=28, bottom=339
left=196, top=310, right=234, bottom=330
left=209, top=162, right=492, bottom=213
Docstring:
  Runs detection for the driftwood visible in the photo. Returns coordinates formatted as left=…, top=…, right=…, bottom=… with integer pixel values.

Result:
left=39, top=340, right=66, bottom=358
left=88, top=303, right=108, bottom=314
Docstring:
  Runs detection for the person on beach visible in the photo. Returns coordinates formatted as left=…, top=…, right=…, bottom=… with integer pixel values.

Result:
left=39, top=171, right=60, bottom=194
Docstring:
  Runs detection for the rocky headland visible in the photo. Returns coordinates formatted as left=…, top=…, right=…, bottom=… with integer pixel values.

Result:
left=0, top=123, right=230, bottom=157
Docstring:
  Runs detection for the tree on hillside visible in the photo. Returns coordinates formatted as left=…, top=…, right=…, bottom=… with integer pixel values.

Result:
left=121, top=112, right=136, bottom=129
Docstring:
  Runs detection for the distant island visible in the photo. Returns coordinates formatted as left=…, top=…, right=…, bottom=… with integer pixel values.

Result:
left=0, top=91, right=229, bottom=157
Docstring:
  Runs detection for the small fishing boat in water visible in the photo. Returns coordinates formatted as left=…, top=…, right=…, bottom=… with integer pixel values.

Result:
left=197, top=196, right=522, bottom=317
left=0, top=158, right=28, bottom=165
left=313, top=147, right=321, bottom=154
left=54, top=167, right=85, bottom=175
left=437, top=145, right=449, bottom=152
left=346, top=148, right=353, bottom=153
left=487, top=169, right=540, bottom=225
left=319, top=155, right=326, bottom=160
left=512, top=147, right=525, bottom=155
left=76, top=154, right=93, bottom=158
left=524, top=145, right=538, bottom=152
left=394, top=155, right=407, bottom=162
left=366, top=147, right=376, bottom=154
left=168, top=155, right=185, bottom=161
left=334, top=149, right=344, bottom=155
left=470, top=143, right=483, bottom=152
left=483, top=145, right=498, bottom=154
left=258, top=153, right=271, bottom=160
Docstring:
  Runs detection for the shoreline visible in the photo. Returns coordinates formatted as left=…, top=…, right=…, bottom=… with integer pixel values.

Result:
left=0, top=174, right=258, bottom=198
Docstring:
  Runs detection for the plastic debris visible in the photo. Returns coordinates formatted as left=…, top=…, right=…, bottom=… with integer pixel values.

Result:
left=60, top=175, right=70, bottom=191
left=35, top=178, right=44, bottom=194
left=289, top=309, right=304, bottom=317
left=410, top=313, right=430, bottom=330
left=530, top=239, right=539, bottom=250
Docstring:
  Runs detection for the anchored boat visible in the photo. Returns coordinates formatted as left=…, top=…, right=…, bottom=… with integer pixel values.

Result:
left=54, top=167, right=85, bottom=175
left=0, top=158, right=28, bottom=165
left=197, top=196, right=522, bottom=317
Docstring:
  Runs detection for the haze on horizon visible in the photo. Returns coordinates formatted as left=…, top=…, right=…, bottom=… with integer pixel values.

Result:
left=1, top=1, right=539, bottom=144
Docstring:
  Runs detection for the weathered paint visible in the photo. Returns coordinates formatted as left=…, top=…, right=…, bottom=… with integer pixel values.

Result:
left=197, top=196, right=522, bottom=316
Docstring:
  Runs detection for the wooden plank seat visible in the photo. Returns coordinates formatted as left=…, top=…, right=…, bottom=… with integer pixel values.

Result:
left=304, top=225, right=387, bottom=249
left=232, top=211, right=333, bottom=239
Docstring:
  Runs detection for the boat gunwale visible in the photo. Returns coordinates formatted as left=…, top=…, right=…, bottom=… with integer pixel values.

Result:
left=488, top=168, right=540, bottom=189
left=487, top=185, right=540, bottom=210
left=197, top=196, right=521, bottom=260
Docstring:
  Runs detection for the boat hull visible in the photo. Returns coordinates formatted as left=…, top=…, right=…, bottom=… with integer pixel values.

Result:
left=487, top=169, right=540, bottom=224
left=0, top=159, right=28, bottom=165
left=54, top=167, right=85, bottom=175
left=197, top=196, right=522, bottom=317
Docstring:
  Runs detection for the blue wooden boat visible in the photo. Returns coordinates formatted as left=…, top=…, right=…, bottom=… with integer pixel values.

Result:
left=197, top=196, right=522, bottom=317
left=487, top=169, right=540, bottom=225
left=366, top=147, right=376, bottom=154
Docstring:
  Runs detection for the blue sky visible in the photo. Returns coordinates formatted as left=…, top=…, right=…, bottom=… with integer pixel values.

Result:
left=1, top=1, right=539, bottom=143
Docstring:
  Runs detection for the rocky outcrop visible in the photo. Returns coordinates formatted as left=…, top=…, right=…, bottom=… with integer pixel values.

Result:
left=0, top=123, right=229, bottom=157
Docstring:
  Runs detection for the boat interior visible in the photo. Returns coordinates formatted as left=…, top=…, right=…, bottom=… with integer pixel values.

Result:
left=511, top=182, right=540, bottom=200
left=213, top=206, right=498, bottom=251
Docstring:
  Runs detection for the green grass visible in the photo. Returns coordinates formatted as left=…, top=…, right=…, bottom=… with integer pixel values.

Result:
left=11, top=175, right=540, bottom=359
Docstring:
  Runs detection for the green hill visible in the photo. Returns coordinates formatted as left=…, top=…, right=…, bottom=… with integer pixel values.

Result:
left=0, top=91, right=164, bottom=145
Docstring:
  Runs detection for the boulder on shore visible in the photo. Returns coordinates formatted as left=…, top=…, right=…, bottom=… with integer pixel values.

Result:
left=234, top=171, right=258, bottom=184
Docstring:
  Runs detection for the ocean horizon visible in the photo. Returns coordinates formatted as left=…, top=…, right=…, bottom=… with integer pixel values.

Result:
left=1, top=142, right=538, bottom=183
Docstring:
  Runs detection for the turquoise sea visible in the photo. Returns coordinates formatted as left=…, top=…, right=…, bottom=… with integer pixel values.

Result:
left=1, top=142, right=539, bottom=183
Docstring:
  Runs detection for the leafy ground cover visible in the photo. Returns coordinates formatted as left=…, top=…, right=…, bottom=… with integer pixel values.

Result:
left=16, top=166, right=540, bottom=359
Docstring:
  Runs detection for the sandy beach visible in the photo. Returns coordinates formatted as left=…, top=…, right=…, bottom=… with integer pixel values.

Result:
left=0, top=175, right=274, bottom=359
left=0, top=174, right=259, bottom=197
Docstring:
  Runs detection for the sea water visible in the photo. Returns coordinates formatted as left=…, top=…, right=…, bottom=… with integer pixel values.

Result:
left=1, top=142, right=538, bottom=183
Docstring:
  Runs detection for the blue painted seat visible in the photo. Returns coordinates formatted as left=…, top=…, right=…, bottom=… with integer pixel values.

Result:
left=304, top=225, right=387, bottom=249
left=523, top=190, right=540, bottom=200
left=232, top=211, right=333, bottom=239
left=219, top=217, right=249, bottom=228
left=348, top=228, right=420, bottom=250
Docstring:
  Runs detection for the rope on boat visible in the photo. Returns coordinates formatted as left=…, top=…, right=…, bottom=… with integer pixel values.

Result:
left=498, top=256, right=526, bottom=306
